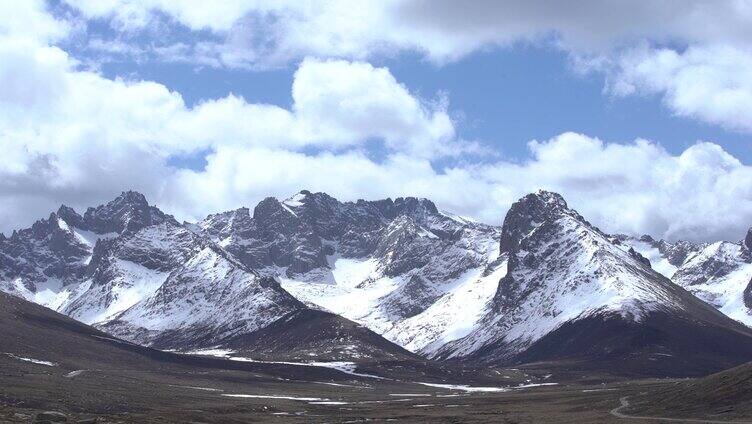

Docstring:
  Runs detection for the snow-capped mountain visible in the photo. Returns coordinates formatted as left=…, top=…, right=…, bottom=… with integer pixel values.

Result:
left=196, top=190, right=503, bottom=355
left=431, top=191, right=752, bottom=376
left=3, top=188, right=752, bottom=376
left=672, top=241, right=752, bottom=326
left=613, top=234, right=705, bottom=278
left=0, top=192, right=305, bottom=352
left=620, top=232, right=752, bottom=327
left=0, top=190, right=500, bottom=360
left=0, top=191, right=173, bottom=309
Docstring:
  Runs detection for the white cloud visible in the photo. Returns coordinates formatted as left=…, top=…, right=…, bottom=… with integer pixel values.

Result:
left=2, top=1, right=752, bottom=245
left=291, top=58, right=454, bottom=157
left=484, top=133, right=752, bottom=242
left=58, top=0, right=752, bottom=135
left=596, top=44, right=752, bottom=133
left=158, top=132, right=752, bottom=243
left=66, top=0, right=266, bottom=32
left=0, top=0, right=69, bottom=43
left=61, top=0, right=752, bottom=61
left=0, top=40, right=454, bottom=163
left=0, top=9, right=459, bottom=232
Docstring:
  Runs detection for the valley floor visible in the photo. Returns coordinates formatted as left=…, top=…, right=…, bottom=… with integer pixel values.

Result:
left=1, top=354, right=734, bottom=424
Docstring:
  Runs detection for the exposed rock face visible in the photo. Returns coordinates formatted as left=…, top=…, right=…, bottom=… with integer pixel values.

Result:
left=432, top=191, right=752, bottom=376
left=4, top=188, right=752, bottom=375
left=198, top=191, right=459, bottom=281
left=0, top=190, right=500, bottom=359
left=0, top=192, right=305, bottom=352
left=744, top=278, right=752, bottom=310
left=499, top=191, right=572, bottom=253
left=196, top=190, right=502, bottom=354
left=619, top=227, right=752, bottom=327
left=0, top=213, right=92, bottom=297
left=62, top=222, right=204, bottom=324
left=101, top=245, right=305, bottom=348
left=79, top=191, right=177, bottom=234
left=673, top=242, right=752, bottom=288
left=0, top=191, right=180, bottom=300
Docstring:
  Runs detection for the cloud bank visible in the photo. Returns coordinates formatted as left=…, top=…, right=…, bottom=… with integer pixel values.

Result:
left=58, top=0, right=752, bottom=136
left=1, top=1, right=752, bottom=243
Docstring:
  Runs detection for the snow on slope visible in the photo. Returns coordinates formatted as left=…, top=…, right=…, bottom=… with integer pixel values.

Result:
left=671, top=241, right=752, bottom=326
left=280, top=242, right=504, bottom=354
left=435, top=191, right=692, bottom=360
left=61, top=222, right=198, bottom=324
left=280, top=257, right=405, bottom=335
left=56, top=217, right=117, bottom=255
left=386, top=256, right=508, bottom=354
left=619, top=234, right=752, bottom=328
left=0, top=193, right=307, bottom=352
left=10, top=188, right=750, bottom=365
left=67, top=260, right=169, bottom=325
left=196, top=190, right=504, bottom=354
left=624, top=239, right=679, bottom=278
left=105, top=246, right=303, bottom=346
left=3, top=277, right=70, bottom=310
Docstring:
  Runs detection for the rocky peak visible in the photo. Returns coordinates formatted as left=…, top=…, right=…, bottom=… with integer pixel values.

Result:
left=202, top=207, right=251, bottom=228
left=56, top=205, right=83, bottom=228
left=499, top=190, right=572, bottom=253
left=222, top=207, right=252, bottom=231
left=81, top=191, right=175, bottom=234
left=391, top=197, right=439, bottom=217
left=628, top=247, right=652, bottom=267
left=376, top=216, right=420, bottom=250
left=254, top=197, right=293, bottom=220
left=287, top=190, right=340, bottom=214
left=639, top=234, right=655, bottom=243
left=744, top=279, right=752, bottom=309
left=120, top=190, right=149, bottom=206
left=745, top=228, right=752, bottom=251
left=252, top=197, right=303, bottom=238
left=29, top=213, right=61, bottom=238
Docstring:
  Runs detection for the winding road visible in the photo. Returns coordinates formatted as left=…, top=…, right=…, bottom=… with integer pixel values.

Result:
left=611, top=397, right=752, bottom=423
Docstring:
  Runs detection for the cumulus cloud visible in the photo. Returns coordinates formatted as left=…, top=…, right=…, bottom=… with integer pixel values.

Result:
left=595, top=44, right=752, bottom=133
left=0, top=4, right=458, bottom=232
left=2, top=1, right=752, bottom=244
left=57, top=0, right=752, bottom=135
left=62, top=0, right=752, bottom=62
left=160, top=133, right=752, bottom=243
left=484, top=133, right=752, bottom=242
left=0, top=0, right=69, bottom=43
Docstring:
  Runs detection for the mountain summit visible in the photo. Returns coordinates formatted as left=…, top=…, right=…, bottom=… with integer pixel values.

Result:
left=435, top=190, right=752, bottom=376
left=2, top=189, right=752, bottom=376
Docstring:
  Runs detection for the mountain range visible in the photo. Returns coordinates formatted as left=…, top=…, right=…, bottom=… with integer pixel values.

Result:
left=3, top=189, right=752, bottom=377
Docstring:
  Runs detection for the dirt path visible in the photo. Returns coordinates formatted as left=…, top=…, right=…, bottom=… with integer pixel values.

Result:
left=611, top=396, right=752, bottom=423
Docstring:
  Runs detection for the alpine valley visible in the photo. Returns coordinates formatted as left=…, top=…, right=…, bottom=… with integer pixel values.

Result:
left=4, top=189, right=752, bottom=423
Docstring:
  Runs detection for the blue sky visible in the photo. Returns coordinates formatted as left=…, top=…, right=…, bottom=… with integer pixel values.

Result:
left=74, top=35, right=750, bottom=167
left=2, top=1, right=752, bottom=242
left=78, top=44, right=752, bottom=167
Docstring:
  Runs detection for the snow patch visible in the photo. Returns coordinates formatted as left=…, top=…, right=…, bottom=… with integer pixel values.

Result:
left=623, top=240, right=678, bottom=278
left=4, top=353, right=56, bottom=367
left=283, top=192, right=307, bottom=207
left=388, top=256, right=507, bottom=354
left=416, top=382, right=507, bottom=392
left=81, top=260, right=169, bottom=324
left=309, top=401, right=348, bottom=405
left=223, top=394, right=326, bottom=401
